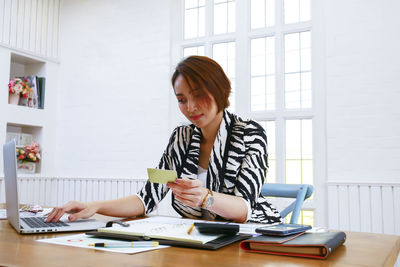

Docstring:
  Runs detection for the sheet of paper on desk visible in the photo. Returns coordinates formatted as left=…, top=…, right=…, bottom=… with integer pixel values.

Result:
left=142, top=216, right=262, bottom=235
left=147, top=168, right=177, bottom=184
left=37, top=233, right=169, bottom=254
left=100, top=216, right=222, bottom=244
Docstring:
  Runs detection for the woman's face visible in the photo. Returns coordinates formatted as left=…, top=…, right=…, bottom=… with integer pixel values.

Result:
left=174, top=74, right=220, bottom=130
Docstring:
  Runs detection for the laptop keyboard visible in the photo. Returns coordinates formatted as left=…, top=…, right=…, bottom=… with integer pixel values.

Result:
left=21, top=217, right=69, bottom=228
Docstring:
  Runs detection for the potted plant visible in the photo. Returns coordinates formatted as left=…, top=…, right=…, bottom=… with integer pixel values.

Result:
left=8, top=78, right=33, bottom=105
left=16, top=142, right=41, bottom=173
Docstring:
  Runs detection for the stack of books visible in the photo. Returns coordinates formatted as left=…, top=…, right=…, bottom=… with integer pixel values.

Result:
left=240, top=224, right=346, bottom=259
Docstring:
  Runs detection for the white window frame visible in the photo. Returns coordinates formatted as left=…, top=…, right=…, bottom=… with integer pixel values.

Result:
left=170, top=0, right=327, bottom=227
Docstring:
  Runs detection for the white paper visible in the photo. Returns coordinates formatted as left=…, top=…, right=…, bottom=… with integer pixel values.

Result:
left=37, top=233, right=169, bottom=254
left=144, top=216, right=262, bottom=235
left=100, top=216, right=222, bottom=244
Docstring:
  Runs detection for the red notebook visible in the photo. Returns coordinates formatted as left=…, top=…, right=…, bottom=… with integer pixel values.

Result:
left=240, top=231, right=346, bottom=259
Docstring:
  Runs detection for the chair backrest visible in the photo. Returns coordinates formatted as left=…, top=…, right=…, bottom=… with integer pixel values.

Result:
left=261, top=183, right=314, bottom=224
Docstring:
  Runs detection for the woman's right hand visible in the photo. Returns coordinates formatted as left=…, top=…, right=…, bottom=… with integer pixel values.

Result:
left=45, top=201, right=99, bottom=223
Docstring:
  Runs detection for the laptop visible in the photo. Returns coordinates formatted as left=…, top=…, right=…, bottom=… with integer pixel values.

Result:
left=3, top=140, right=106, bottom=234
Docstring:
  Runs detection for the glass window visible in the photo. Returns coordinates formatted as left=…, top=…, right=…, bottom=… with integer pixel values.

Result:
left=284, top=0, right=311, bottom=24
left=176, top=0, right=315, bottom=218
left=285, top=119, right=313, bottom=185
left=285, top=210, right=314, bottom=226
left=214, top=0, right=236, bottom=35
left=213, top=42, right=236, bottom=111
left=251, top=0, right=275, bottom=29
left=251, top=36, right=275, bottom=111
left=284, top=31, right=311, bottom=109
left=184, top=0, right=206, bottom=39
left=183, top=46, right=205, bottom=57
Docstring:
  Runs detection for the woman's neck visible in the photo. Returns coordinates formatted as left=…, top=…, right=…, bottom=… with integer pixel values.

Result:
left=201, top=111, right=223, bottom=144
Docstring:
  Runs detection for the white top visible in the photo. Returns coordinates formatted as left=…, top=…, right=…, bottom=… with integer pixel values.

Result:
left=197, top=166, right=252, bottom=222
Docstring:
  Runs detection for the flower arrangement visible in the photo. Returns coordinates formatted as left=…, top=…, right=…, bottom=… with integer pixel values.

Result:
left=8, top=78, right=32, bottom=98
left=16, top=142, right=41, bottom=163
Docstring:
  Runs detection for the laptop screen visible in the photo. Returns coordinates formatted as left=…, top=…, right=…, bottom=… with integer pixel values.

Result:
left=3, top=140, right=21, bottom=231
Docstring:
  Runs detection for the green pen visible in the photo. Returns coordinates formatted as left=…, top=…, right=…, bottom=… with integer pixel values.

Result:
left=89, top=241, right=159, bottom=248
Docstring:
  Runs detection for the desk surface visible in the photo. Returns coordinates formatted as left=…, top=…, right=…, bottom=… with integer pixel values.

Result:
left=0, top=218, right=399, bottom=267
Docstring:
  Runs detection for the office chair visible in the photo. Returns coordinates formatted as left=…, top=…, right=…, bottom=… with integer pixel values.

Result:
left=261, top=183, right=314, bottom=224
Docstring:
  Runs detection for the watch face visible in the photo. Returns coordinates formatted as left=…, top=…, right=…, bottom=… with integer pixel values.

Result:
left=206, top=196, right=214, bottom=207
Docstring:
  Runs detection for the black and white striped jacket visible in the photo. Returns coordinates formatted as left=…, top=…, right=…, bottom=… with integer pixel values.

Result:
left=138, top=110, right=282, bottom=224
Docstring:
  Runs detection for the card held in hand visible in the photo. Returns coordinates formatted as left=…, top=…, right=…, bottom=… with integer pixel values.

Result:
left=147, top=168, right=177, bottom=184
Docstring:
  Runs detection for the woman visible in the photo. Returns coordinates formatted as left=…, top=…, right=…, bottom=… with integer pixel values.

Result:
left=46, top=56, right=281, bottom=224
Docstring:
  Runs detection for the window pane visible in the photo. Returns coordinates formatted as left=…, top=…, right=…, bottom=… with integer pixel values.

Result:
left=199, top=7, right=206, bottom=36
left=183, top=46, right=205, bottom=57
left=186, top=0, right=199, bottom=9
left=184, top=0, right=206, bottom=39
left=300, top=0, right=311, bottom=22
left=251, top=76, right=265, bottom=111
left=214, top=0, right=236, bottom=35
left=266, top=75, right=275, bottom=109
left=286, top=120, right=301, bottom=159
left=266, top=0, right=275, bottom=27
left=228, top=1, right=236, bottom=32
left=251, top=36, right=275, bottom=111
left=251, top=0, right=275, bottom=29
left=301, top=116, right=313, bottom=159
left=286, top=210, right=314, bottom=225
left=286, top=159, right=301, bottom=184
left=213, top=42, right=236, bottom=111
left=184, top=9, right=198, bottom=39
left=284, top=0, right=299, bottom=24
left=301, top=72, right=312, bottom=108
left=302, top=160, right=313, bottom=185
left=285, top=31, right=312, bottom=109
left=214, top=2, right=227, bottom=34
left=284, top=0, right=311, bottom=24
left=251, top=0, right=265, bottom=29
left=285, top=119, right=313, bottom=185
left=285, top=73, right=301, bottom=109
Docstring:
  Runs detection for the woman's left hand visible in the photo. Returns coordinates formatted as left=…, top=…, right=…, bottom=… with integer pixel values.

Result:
left=167, top=177, right=208, bottom=208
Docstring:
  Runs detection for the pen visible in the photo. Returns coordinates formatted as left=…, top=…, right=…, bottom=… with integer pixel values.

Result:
left=187, top=223, right=195, bottom=235
left=88, top=241, right=159, bottom=248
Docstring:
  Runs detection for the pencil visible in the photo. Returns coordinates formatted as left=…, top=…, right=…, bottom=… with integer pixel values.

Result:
left=187, top=223, right=195, bottom=235
left=88, top=241, right=159, bottom=248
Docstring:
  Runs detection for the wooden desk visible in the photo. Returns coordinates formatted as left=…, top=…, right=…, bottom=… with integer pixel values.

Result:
left=0, top=218, right=399, bottom=267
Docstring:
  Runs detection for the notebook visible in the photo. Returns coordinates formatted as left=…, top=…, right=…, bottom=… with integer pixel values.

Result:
left=87, top=216, right=252, bottom=250
left=240, top=231, right=346, bottom=259
left=3, top=140, right=105, bottom=234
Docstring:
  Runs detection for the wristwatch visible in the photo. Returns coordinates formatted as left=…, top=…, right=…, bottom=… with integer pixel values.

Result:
left=201, top=189, right=214, bottom=209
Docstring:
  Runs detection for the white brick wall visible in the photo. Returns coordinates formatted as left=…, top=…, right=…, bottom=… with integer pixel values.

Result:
left=55, top=0, right=173, bottom=178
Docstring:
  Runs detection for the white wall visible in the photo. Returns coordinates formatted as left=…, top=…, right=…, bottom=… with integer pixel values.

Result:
left=55, top=0, right=173, bottom=178
left=325, top=0, right=400, bottom=183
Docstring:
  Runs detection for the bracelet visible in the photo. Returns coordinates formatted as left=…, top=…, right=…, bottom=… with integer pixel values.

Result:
left=200, top=189, right=208, bottom=207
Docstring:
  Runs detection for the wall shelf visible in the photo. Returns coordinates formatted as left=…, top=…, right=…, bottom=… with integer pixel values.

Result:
left=1, top=48, right=57, bottom=176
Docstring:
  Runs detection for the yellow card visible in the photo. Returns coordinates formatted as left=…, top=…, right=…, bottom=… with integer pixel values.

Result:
left=147, top=168, right=178, bottom=184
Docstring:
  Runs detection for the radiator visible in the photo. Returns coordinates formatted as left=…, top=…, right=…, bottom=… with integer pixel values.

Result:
left=0, top=177, right=176, bottom=216
left=328, top=182, right=400, bottom=235
left=0, top=177, right=148, bottom=206
left=1, top=177, right=399, bottom=235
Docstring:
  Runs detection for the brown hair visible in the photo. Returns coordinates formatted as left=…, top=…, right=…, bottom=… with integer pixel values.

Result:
left=171, top=56, right=231, bottom=112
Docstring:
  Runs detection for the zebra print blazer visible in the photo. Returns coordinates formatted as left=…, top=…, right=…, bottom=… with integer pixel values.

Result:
left=138, top=110, right=282, bottom=224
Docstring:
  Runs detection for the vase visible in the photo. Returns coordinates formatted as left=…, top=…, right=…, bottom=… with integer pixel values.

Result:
left=8, top=93, right=20, bottom=105
left=17, top=162, right=36, bottom=174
